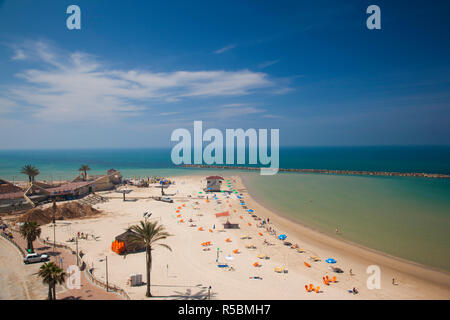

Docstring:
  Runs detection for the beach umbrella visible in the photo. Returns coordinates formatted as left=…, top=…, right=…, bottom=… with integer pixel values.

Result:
left=199, top=192, right=203, bottom=194
left=225, top=255, right=234, bottom=261
left=325, top=258, right=337, bottom=264
left=278, top=234, right=287, bottom=240
left=248, top=209, right=254, bottom=213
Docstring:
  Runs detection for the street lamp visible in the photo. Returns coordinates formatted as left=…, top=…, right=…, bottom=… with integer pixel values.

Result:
left=52, top=200, right=56, bottom=256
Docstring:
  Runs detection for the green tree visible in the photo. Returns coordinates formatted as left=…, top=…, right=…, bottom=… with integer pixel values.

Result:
left=19, top=221, right=41, bottom=253
left=20, top=164, right=40, bottom=183
left=126, top=220, right=172, bottom=297
left=38, top=262, right=66, bottom=300
left=78, top=164, right=91, bottom=181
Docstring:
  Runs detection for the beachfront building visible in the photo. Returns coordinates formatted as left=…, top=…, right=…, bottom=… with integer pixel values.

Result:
left=0, top=179, right=32, bottom=212
left=0, top=169, right=123, bottom=211
left=72, top=168, right=122, bottom=188
left=205, top=176, right=224, bottom=192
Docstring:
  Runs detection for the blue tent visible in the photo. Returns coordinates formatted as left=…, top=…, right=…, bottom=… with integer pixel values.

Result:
left=278, top=234, right=287, bottom=240
left=325, top=258, right=337, bottom=264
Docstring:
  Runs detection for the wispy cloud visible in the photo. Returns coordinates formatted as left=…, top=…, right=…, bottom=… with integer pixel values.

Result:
left=258, top=60, right=280, bottom=69
left=11, top=49, right=26, bottom=60
left=214, top=44, right=237, bottom=54
left=3, top=41, right=279, bottom=123
left=159, top=111, right=180, bottom=116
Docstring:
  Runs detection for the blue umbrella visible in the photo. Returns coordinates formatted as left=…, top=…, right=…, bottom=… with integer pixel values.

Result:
left=325, top=258, right=337, bottom=264
left=248, top=209, right=254, bottom=213
left=278, top=234, right=287, bottom=240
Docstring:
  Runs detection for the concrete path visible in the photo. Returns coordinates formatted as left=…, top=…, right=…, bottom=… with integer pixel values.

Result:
left=0, top=237, right=48, bottom=300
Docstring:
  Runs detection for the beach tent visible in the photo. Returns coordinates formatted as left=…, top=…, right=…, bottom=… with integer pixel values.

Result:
left=325, top=258, right=337, bottom=264
left=278, top=234, right=287, bottom=240
left=115, top=229, right=145, bottom=253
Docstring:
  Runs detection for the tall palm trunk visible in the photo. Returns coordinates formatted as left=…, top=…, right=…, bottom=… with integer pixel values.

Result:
left=27, top=238, right=34, bottom=253
left=52, top=283, right=56, bottom=300
left=146, top=245, right=152, bottom=297
left=47, top=284, right=53, bottom=300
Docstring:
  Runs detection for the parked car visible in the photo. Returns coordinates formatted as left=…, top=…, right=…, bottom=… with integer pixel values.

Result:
left=23, top=253, right=49, bottom=264
left=161, top=197, right=174, bottom=203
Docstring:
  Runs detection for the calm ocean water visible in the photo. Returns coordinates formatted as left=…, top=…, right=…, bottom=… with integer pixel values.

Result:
left=1, top=146, right=449, bottom=270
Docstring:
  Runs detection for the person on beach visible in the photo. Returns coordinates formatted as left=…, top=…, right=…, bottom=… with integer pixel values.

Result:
left=336, top=228, right=339, bottom=234
left=349, top=269, right=353, bottom=276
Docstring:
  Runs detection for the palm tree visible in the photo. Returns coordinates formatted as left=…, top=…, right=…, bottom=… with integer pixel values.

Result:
left=126, top=220, right=172, bottom=297
left=38, top=262, right=66, bottom=300
left=19, top=221, right=41, bottom=253
left=78, top=164, right=91, bottom=181
left=20, top=164, right=40, bottom=183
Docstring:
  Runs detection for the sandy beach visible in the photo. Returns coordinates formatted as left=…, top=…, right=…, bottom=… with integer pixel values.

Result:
left=36, top=175, right=450, bottom=300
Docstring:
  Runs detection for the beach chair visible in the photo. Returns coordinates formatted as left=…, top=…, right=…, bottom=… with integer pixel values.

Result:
left=233, top=249, right=240, bottom=254
left=274, top=267, right=286, bottom=273
left=296, top=248, right=305, bottom=253
left=305, top=285, right=310, bottom=292
left=253, top=262, right=260, bottom=267
left=225, top=238, right=231, bottom=242
left=332, top=276, right=337, bottom=283
left=304, top=262, right=311, bottom=268
left=310, top=256, right=321, bottom=262
left=257, top=254, right=266, bottom=259
left=198, top=227, right=204, bottom=231
left=315, top=286, right=320, bottom=293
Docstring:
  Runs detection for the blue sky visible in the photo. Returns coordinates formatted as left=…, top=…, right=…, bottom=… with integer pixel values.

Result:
left=0, top=0, right=449, bottom=148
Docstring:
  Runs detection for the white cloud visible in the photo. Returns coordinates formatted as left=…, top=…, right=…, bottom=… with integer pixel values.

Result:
left=4, top=41, right=277, bottom=122
left=258, top=60, right=280, bottom=69
left=214, top=44, right=237, bottom=54
left=12, top=49, right=26, bottom=60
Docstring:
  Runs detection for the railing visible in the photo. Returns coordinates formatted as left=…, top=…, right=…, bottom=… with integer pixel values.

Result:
left=0, top=232, right=26, bottom=257
left=39, top=238, right=131, bottom=300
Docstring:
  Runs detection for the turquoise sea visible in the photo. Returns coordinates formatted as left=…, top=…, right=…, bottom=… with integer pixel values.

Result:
left=1, top=146, right=449, bottom=271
